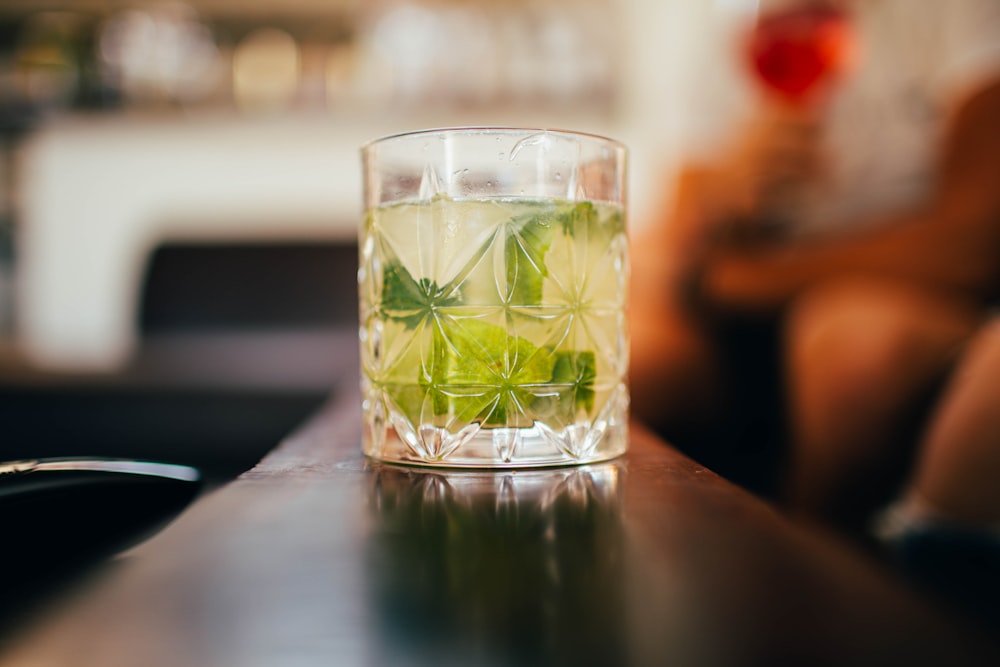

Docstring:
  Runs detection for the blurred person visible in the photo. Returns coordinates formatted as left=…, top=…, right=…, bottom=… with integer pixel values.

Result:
left=630, top=0, right=1000, bottom=529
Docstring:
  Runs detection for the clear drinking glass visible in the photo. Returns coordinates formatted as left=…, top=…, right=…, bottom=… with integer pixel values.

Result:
left=359, top=127, right=628, bottom=467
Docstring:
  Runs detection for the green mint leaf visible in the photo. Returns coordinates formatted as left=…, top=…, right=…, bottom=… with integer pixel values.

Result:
left=505, top=211, right=557, bottom=306
left=551, top=350, right=596, bottom=413
left=440, top=319, right=555, bottom=426
left=388, top=319, right=555, bottom=427
left=436, top=320, right=552, bottom=384
left=381, top=261, right=459, bottom=329
left=555, top=201, right=597, bottom=239
left=503, top=201, right=607, bottom=306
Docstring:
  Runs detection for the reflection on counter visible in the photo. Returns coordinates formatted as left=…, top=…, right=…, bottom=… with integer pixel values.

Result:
left=367, top=462, right=626, bottom=666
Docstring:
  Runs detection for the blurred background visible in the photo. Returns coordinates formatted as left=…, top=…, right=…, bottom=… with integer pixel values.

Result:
left=0, top=0, right=740, bottom=481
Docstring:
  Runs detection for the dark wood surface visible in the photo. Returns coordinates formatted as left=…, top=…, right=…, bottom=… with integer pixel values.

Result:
left=1, top=385, right=997, bottom=666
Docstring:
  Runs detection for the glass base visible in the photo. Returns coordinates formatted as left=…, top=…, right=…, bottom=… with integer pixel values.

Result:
left=363, top=399, right=628, bottom=469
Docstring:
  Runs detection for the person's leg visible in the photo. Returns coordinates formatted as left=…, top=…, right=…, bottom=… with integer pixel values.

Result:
left=870, top=320, right=1000, bottom=623
left=782, top=277, right=981, bottom=528
left=905, top=318, right=1000, bottom=524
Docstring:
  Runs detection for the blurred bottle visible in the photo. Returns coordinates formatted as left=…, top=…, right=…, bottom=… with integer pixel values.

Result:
left=98, top=3, right=222, bottom=110
left=231, top=27, right=300, bottom=115
left=741, top=0, right=857, bottom=234
left=12, top=11, right=89, bottom=118
left=746, top=0, right=855, bottom=108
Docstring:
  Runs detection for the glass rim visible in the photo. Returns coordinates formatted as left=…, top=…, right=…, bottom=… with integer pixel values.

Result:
left=360, top=126, right=627, bottom=153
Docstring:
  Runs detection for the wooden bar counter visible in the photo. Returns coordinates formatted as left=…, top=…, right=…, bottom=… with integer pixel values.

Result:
left=1, top=383, right=997, bottom=666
